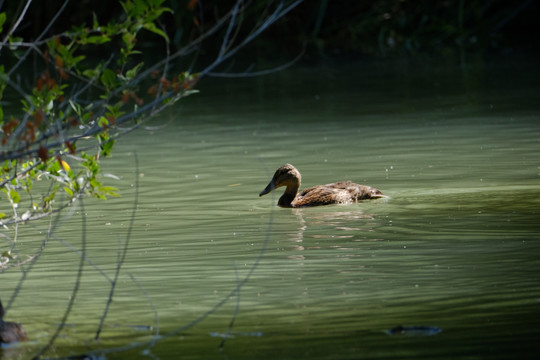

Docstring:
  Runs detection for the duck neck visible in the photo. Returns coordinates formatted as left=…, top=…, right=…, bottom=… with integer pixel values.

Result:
left=278, top=183, right=300, bottom=208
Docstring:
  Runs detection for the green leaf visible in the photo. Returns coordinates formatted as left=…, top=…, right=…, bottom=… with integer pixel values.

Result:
left=90, top=178, right=101, bottom=189
left=101, top=139, right=115, bottom=156
left=8, top=36, right=23, bottom=50
left=122, top=31, right=136, bottom=48
left=143, top=22, right=169, bottom=42
left=71, top=55, right=86, bottom=67
left=9, top=189, right=20, bottom=203
left=101, top=186, right=119, bottom=196
left=132, top=0, right=147, bottom=17
left=48, top=160, right=61, bottom=174
left=1, top=250, right=14, bottom=259
left=64, top=186, right=73, bottom=197
left=83, top=35, right=111, bottom=45
left=98, top=116, right=109, bottom=128
left=120, top=0, right=135, bottom=16
left=100, top=68, right=116, bottom=88
left=83, top=65, right=102, bottom=79
left=92, top=12, right=100, bottom=29
left=68, top=100, right=82, bottom=115
left=0, top=12, right=6, bottom=34
left=126, top=62, right=144, bottom=79
left=43, top=188, right=57, bottom=206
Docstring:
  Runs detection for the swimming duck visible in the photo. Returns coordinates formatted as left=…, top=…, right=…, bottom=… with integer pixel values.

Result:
left=0, top=299, right=28, bottom=344
left=259, top=164, right=385, bottom=208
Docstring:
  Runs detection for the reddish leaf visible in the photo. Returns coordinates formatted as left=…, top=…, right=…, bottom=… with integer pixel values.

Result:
left=65, top=141, right=76, bottom=154
left=37, top=146, right=49, bottom=163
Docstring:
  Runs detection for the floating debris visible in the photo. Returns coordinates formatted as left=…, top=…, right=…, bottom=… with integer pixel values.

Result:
left=386, top=325, right=442, bottom=336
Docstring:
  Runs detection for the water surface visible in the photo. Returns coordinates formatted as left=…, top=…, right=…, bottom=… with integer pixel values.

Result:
left=2, top=57, right=540, bottom=359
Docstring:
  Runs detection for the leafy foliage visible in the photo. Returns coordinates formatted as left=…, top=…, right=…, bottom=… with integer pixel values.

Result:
left=0, top=0, right=200, bottom=226
left=0, top=0, right=305, bottom=283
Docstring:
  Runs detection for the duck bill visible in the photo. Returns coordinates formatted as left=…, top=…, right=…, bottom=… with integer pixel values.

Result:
left=372, top=190, right=389, bottom=199
left=259, top=180, right=276, bottom=197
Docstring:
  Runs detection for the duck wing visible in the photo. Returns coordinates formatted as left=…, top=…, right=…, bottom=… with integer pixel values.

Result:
left=325, top=181, right=385, bottom=200
left=293, top=185, right=353, bottom=207
left=293, top=181, right=384, bottom=207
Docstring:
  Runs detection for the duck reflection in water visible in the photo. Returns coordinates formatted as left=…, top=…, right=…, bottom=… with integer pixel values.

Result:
left=0, top=299, right=28, bottom=344
left=259, top=164, right=385, bottom=208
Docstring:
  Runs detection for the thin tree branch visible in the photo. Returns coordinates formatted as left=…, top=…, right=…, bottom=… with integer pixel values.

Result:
left=94, top=153, right=139, bottom=340
left=6, top=0, right=72, bottom=78
left=199, top=0, right=304, bottom=77
left=0, top=0, right=33, bottom=53
left=129, top=273, right=160, bottom=347
left=218, top=262, right=242, bottom=349
left=208, top=41, right=306, bottom=77
left=31, top=197, right=86, bottom=359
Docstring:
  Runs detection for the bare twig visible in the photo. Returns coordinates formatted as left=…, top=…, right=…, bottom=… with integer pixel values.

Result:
left=0, top=0, right=33, bottom=53
left=31, top=197, right=86, bottom=359
left=200, top=0, right=304, bottom=76
left=218, top=262, right=242, bottom=350
left=129, top=273, right=160, bottom=348
left=94, top=153, right=140, bottom=340
left=6, top=0, right=72, bottom=77
left=208, top=41, right=306, bottom=77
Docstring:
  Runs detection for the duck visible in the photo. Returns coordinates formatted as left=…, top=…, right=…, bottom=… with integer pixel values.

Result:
left=259, top=163, right=385, bottom=208
left=0, top=299, right=28, bottom=344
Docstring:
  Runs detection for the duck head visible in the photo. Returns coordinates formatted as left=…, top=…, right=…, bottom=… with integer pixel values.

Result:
left=259, top=163, right=301, bottom=197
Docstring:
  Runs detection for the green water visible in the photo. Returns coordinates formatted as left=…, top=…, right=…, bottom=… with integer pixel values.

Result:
left=2, top=58, right=540, bottom=359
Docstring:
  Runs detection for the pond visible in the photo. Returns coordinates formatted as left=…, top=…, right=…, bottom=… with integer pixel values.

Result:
left=2, top=56, right=540, bottom=359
